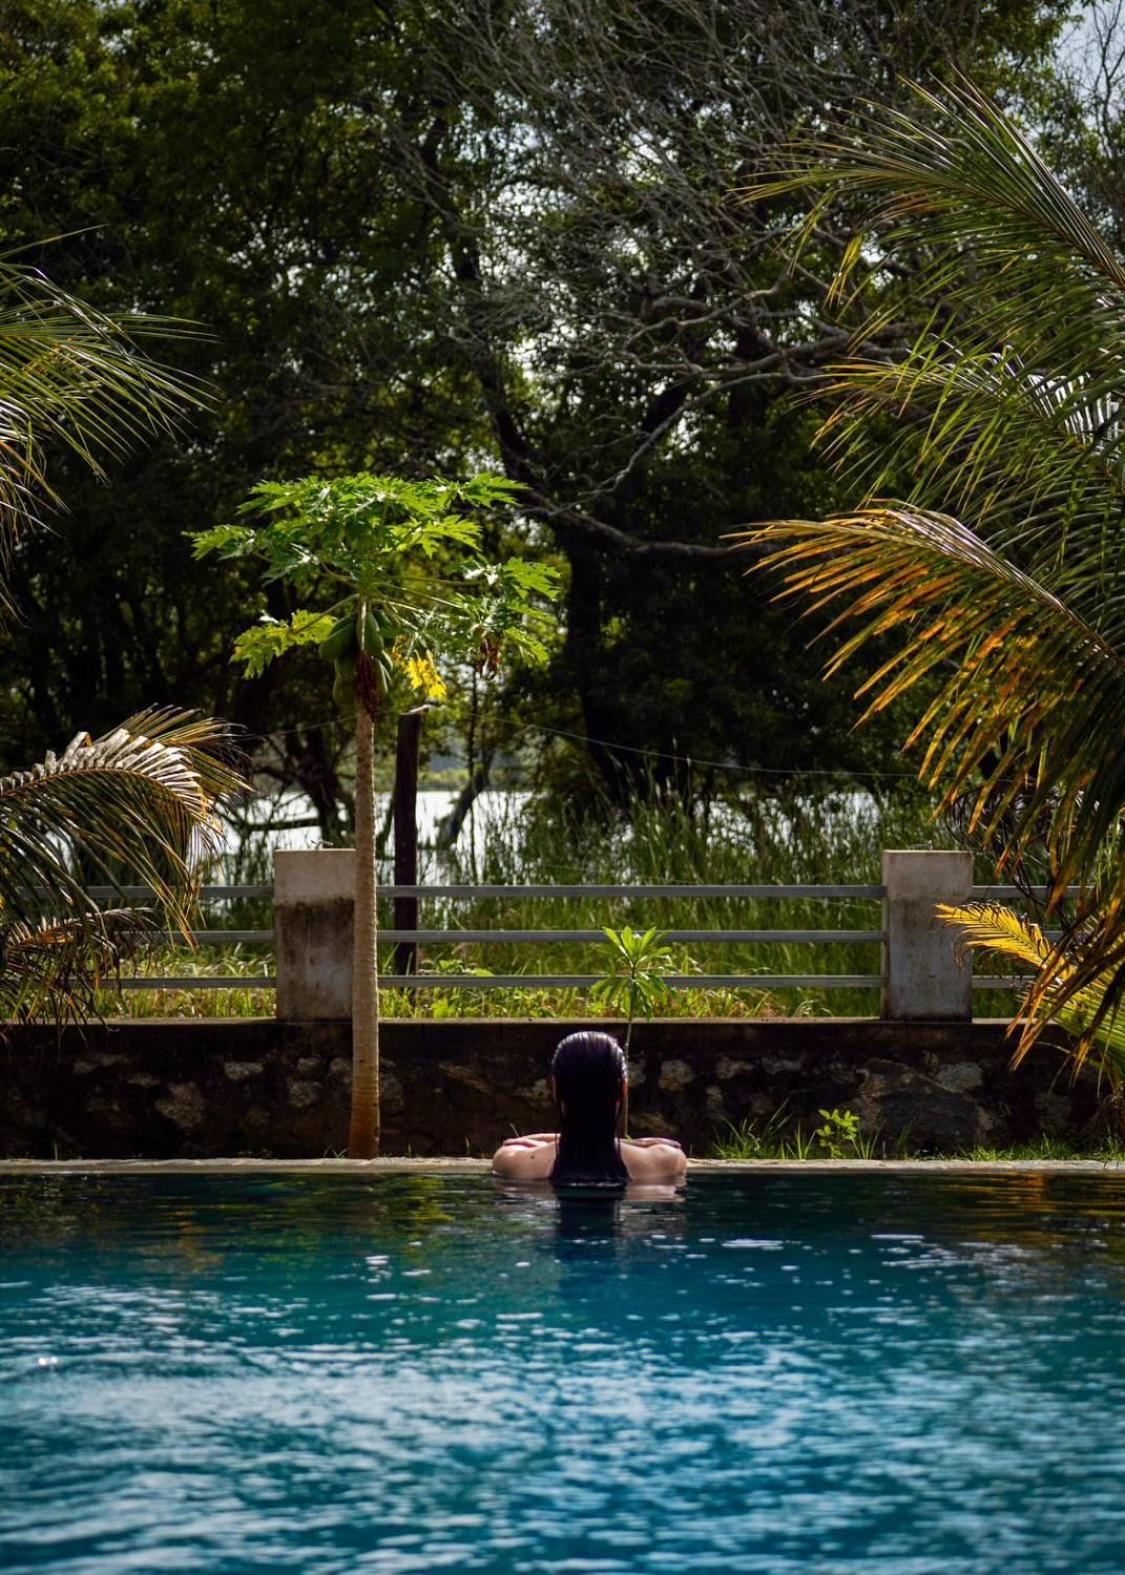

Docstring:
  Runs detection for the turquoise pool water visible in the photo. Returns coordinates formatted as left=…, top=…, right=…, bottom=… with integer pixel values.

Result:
left=3, top=1170, right=1125, bottom=1573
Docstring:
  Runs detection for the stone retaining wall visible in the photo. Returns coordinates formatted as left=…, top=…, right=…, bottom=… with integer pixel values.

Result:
left=0, top=1018, right=1099, bottom=1159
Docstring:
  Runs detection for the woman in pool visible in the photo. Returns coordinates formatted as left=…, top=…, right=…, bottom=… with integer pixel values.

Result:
left=492, top=1030, right=687, bottom=1185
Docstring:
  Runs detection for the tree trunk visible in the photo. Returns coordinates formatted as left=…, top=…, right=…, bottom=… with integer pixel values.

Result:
left=348, top=702, right=380, bottom=1158
left=435, top=757, right=492, bottom=852
left=393, top=708, right=424, bottom=977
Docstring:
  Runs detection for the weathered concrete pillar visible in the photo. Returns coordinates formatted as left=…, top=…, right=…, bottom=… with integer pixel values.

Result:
left=275, top=849, right=355, bottom=1020
left=881, top=849, right=973, bottom=1020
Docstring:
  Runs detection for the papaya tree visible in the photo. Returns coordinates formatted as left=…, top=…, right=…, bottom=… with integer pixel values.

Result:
left=192, top=473, right=558, bottom=1157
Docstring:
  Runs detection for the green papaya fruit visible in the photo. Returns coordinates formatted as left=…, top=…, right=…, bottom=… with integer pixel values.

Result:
left=331, top=670, right=356, bottom=714
left=319, top=615, right=357, bottom=663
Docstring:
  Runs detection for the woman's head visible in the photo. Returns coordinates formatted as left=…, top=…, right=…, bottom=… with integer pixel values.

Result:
left=549, top=1031, right=628, bottom=1186
left=551, top=1030, right=626, bottom=1112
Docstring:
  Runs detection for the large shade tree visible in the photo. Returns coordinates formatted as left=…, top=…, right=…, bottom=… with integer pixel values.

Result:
left=736, top=76, right=1125, bottom=1074
left=0, top=0, right=1078, bottom=819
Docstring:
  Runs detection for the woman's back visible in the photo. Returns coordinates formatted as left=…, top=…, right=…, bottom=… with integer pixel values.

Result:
left=491, top=1031, right=686, bottom=1186
left=493, top=1132, right=686, bottom=1184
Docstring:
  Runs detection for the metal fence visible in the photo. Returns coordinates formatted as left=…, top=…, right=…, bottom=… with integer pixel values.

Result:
left=88, top=873, right=1056, bottom=998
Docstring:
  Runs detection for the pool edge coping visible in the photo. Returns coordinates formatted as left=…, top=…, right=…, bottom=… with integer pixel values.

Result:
left=4, top=1157, right=1125, bottom=1175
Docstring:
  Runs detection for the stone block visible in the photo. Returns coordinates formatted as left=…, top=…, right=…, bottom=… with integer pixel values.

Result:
left=287, top=1079, right=322, bottom=1110
left=154, top=1081, right=206, bottom=1131
left=224, top=1061, right=265, bottom=1083
left=855, top=1059, right=986, bottom=1149
left=936, top=1060, right=983, bottom=1093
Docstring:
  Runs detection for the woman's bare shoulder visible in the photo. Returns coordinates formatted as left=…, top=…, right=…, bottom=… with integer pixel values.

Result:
left=491, top=1135, right=557, bottom=1181
left=621, top=1137, right=687, bottom=1183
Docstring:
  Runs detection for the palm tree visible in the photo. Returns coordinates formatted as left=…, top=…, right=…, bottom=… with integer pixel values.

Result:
left=733, top=75, right=1125, bottom=1069
left=0, top=250, right=238, bottom=1006
left=193, top=473, right=558, bottom=1157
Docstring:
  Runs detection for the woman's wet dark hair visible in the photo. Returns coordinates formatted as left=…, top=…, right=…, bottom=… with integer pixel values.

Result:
left=549, top=1031, right=629, bottom=1187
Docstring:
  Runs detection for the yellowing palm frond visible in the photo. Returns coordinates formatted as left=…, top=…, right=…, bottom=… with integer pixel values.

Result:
left=739, top=507, right=1124, bottom=895
left=810, top=352, right=1125, bottom=608
left=939, top=902, right=1125, bottom=1084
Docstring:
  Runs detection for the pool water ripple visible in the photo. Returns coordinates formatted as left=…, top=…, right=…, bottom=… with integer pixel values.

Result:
left=4, top=1170, right=1125, bottom=1571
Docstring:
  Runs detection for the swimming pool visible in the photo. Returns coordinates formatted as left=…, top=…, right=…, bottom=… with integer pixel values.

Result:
left=3, top=1168, right=1125, bottom=1572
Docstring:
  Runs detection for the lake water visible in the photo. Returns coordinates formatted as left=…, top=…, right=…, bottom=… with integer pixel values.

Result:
left=230, top=788, right=530, bottom=878
left=4, top=1169, right=1123, bottom=1572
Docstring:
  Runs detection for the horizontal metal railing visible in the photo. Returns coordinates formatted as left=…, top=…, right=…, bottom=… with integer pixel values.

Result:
left=86, top=880, right=1078, bottom=904
left=93, top=881, right=887, bottom=994
left=111, top=973, right=886, bottom=992
left=87, top=880, right=1070, bottom=994
left=88, top=882, right=885, bottom=902
left=159, top=927, right=884, bottom=946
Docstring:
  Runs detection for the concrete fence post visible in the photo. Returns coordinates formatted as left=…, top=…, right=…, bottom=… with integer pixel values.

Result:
left=274, top=849, right=355, bottom=1020
left=881, top=849, right=973, bottom=1020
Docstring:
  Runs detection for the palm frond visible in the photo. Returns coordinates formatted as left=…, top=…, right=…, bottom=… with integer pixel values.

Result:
left=810, top=353, right=1125, bottom=637
left=749, top=74, right=1125, bottom=411
left=1017, top=892, right=1125, bottom=1074
left=0, top=252, right=205, bottom=560
left=736, top=508, right=1125, bottom=898
left=748, top=77, right=1125, bottom=611
left=939, top=902, right=1125, bottom=1084
left=0, top=708, right=245, bottom=941
left=0, top=909, right=152, bottom=1028
left=737, top=74, right=1125, bottom=1075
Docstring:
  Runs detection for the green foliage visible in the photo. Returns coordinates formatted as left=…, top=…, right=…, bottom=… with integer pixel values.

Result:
left=740, top=75, right=1125, bottom=1064
left=195, top=474, right=519, bottom=593
left=812, top=1108, right=863, bottom=1160
left=191, top=473, right=558, bottom=709
left=227, top=610, right=335, bottom=680
left=590, top=927, right=674, bottom=1052
left=717, top=1107, right=878, bottom=1161
left=0, top=0, right=497, bottom=801
left=0, top=0, right=1080, bottom=813
left=0, top=237, right=239, bottom=1022
left=709, top=1121, right=1125, bottom=1163
left=710, top=1107, right=793, bottom=1160
left=0, top=252, right=201, bottom=557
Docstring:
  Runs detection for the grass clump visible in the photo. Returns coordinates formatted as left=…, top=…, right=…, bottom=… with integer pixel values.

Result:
left=712, top=1105, right=883, bottom=1160
left=709, top=1113, right=1125, bottom=1163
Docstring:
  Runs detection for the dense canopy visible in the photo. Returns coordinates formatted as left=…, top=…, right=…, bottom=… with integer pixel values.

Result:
left=0, top=0, right=1088, bottom=827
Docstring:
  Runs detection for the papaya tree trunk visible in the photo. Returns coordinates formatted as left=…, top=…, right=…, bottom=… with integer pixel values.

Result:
left=348, top=701, right=380, bottom=1158
left=621, top=1009, right=632, bottom=1140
